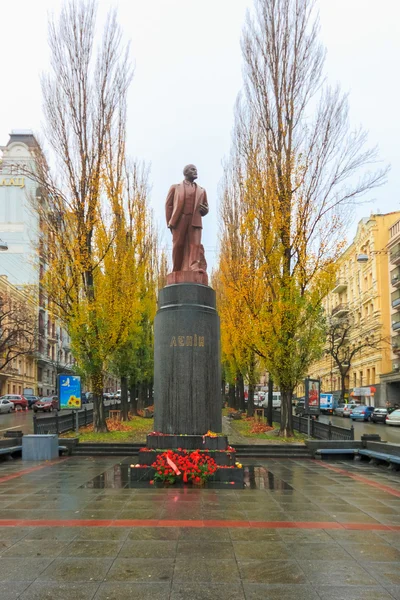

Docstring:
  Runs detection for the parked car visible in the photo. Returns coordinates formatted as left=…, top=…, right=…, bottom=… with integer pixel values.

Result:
left=0, top=394, right=28, bottom=410
left=333, top=403, right=346, bottom=417
left=33, top=396, right=58, bottom=413
left=343, top=403, right=359, bottom=417
left=386, top=409, right=400, bottom=426
left=295, top=400, right=305, bottom=416
left=25, top=395, right=39, bottom=409
left=350, top=405, right=375, bottom=421
left=371, top=408, right=388, bottom=424
left=0, top=399, right=14, bottom=414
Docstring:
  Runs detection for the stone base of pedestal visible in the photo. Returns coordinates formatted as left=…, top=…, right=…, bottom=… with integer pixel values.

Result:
left=154, top=283, right=221, bottom=435
left=147, top=434, right=228, bottom=450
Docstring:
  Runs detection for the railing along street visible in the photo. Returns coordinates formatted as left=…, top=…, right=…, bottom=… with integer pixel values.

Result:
left=272, top=409, right=354, bottom=441
left=33, top=402, right=120, bottom=435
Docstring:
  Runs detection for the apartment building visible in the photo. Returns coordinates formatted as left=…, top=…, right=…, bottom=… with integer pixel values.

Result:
left=0, top=130, right=75, bottom=395
left=380, top=217, right=400, bottom=405
left=0, top=275, right=37, bottom=396
left=303, top=212, right=400, bottom=407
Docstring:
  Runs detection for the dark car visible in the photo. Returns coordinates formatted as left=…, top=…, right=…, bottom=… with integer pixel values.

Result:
left=33, top=396, right=58, bottom=413
left=25, top=395, right=39, bottom=409
left=295, top=400, right=305, bottom=416
left=371, top=408, right=388, bottom=424
left=350, top=405, right=375, bottom=421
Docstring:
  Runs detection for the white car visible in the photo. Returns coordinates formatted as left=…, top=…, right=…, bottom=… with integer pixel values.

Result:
left=386, top=409, right=400, bottom=426
left=0, top=399, right=13, bottom=414
left=343, top=403, right=359, bottom=417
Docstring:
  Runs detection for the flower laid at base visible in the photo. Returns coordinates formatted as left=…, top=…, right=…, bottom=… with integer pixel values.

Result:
left=151, top=449, right=219, bottom=485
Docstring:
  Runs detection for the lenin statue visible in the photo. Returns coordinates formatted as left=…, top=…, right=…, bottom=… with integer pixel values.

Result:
left=165, top=164, right=208, bottom=273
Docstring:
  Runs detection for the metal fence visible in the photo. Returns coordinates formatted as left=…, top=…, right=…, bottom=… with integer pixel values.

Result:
left=33, top=403, right=120, bottom=435
left=272, top=410, right=354, bottom=441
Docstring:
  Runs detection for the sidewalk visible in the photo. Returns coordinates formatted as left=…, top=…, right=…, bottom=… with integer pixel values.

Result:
left=0, top=454, right=399, bottom=599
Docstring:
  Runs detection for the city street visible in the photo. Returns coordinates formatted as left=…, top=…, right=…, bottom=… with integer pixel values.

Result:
left=0, top=403, right=98, bottom=435
left=318, top=413, right=400, bottom=444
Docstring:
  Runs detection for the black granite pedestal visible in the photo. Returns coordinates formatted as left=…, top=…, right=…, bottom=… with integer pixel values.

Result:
left=153, top=283, right=222, bottom=435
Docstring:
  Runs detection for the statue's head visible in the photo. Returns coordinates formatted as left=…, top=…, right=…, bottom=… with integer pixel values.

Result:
left=183, top=164, right=198, bottom=182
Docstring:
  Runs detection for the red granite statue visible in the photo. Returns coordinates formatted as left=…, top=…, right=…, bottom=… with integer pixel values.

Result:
left=165, top=165, right=208, bottom=282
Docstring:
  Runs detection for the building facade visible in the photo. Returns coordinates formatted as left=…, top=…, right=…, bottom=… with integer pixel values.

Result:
left=0, top=131, right=75, bottom=396
left=301, top=212, right=400, bottom=407
left=379, top=217, right=400, bottom=406
left=0, top=275, right=37, bottom=396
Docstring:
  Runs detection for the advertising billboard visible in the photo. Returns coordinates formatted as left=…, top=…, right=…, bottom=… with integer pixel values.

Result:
left=305, top=378, right=320, bottom=416
left=58, top=375, right=82, bottom=410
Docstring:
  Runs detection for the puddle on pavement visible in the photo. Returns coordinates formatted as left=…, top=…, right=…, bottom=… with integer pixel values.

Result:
left=80, top=462, right=293, bottom=491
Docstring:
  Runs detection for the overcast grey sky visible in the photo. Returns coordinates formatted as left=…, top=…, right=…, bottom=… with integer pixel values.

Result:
left=1, top=0, right=399, bottom=270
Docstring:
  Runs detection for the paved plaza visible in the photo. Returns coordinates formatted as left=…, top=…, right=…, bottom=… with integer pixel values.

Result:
left=0, top=456, right=399, bottom=599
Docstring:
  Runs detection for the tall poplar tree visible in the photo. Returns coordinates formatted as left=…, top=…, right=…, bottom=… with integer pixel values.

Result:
left=218, top=0, right=387, bottom=435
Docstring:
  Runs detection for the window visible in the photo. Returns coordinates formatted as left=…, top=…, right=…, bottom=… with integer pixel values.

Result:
left=366, top=369, right=370, bottom=385
left=353, top=373, right=357, bottom=387
left=359, top=371, right=363, bottom=386
left=371, top=367, right=376, bottom=384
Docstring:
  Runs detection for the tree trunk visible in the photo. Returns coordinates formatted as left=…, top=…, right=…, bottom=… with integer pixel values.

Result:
left=238, top=372, right=245, bottom=412
left=267, top=376, right=273, bottom=427
left=280, top=388, right=294, bottom=437
left=120, top=375, right=129, bottom=421
left=221, top=377, right=226, bottom=407
left=228, top=383, right=235, bottom=408
left=148, top=383, right=153, bottom=407
left=138, top=383, right=146, bottom=412
left=247, top=383, right=255, bottom=417
left=129, top=383, right=138, bottom=416
left=92, top=372, right=108, bottom=432
left=341, top=371, right=347, bottom=403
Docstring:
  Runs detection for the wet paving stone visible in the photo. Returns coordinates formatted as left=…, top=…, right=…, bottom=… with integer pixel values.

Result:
left=0, top=581, right=32, bottom=600
left=106, top=558, right=174, bottom=583
left=297, top=560, right=379, bottom=586
left=60, top=540, right=123, bottom=558
left=315, top=585, right=396, bottom=599
left=173, top=558, right=240, bottom=583
left=360, top=562, right=400, bottom=586
left=0, top=456, right=398, bottom=598
left=0, top=558, right=53, bottom=582
left=19, top=581, right=99, bottom=600
left=233, top=541, right=290, bottom=560
left=178, top=527, right=230, bottom=541
left=2, top=539, right=68, bottom=558
left=23, top=527, right=80, bottom=541
left=238, top=560, right=306, bottom=584
left=119, top=540, right=177, bottom=559
left=94, top=582, right=170, bottom=600
left=177, top=540, right=235, bottom=559
left=170, top=582, right=245, bottom=600
left=243, top=583, right=320, bottom=600
left=127, top=527, right=180, bottom=541
left=37, top=558, right=113, bottom=582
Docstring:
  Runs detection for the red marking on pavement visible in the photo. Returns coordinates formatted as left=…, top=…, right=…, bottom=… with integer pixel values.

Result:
left=0, top=458, right=69, bottom=484
left=0, top=518, right=398, bottom=531
left=317, top=461, right=400, bottom=498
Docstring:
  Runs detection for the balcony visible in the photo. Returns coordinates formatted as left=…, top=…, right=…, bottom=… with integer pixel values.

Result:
left=390, top=245, right=400, bottom=265
left=392, top=290, right=400, bottom=309
left=393, top=336, right=400, bottom=354
left=392, top=314, right=400, bottom=331
left=332, top=277, right=348, bottom=294
left=331, top=303, right=350, bottom=318
left=392, top=268, right=400, bottom=288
